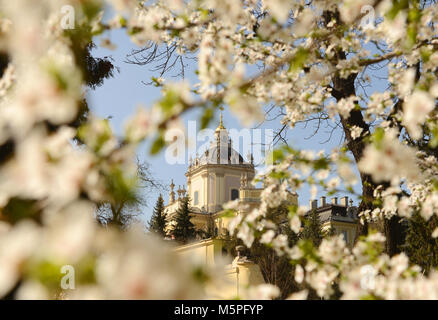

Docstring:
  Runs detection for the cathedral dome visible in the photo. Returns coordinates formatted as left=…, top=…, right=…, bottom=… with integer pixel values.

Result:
left=198, top=144, right=246, bottom=165
left=190, top=109, right=253, bottom=168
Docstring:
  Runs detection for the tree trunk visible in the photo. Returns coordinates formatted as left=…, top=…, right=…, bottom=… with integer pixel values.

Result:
left=328, top=37, right=403, bottom=255
left=384, top=216, right=404, bottom=256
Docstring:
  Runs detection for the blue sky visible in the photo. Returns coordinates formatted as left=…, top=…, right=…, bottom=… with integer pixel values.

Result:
left=88, top=27, right=357, bottom=223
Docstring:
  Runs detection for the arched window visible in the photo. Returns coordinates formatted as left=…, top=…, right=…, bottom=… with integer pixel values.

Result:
left=231, top=189, right=239, bottom=201
left=194, top=191, right=199, bottom=205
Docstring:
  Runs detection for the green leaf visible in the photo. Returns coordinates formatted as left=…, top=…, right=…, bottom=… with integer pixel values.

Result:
left=150, top=134, right=165, bottom=155
left=220, top=209, right=237, bottom=218
left=200, top=108, right=214, bottom=130
left=81, top=1, right=102, bottom=21
left=159, top=89, right=180, bottom=115
left=386, top=0, right=409, bottom=20
left=373, top=127, right=385, bottom=148
left=289, top=48, right=309, bottom=73
left=313, top=158, right=329, bottom=170
left=272, top=148, right=285, bottom=163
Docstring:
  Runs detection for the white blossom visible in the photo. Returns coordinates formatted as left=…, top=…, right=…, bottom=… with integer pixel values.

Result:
left=403, top=90, right=435, bottom=140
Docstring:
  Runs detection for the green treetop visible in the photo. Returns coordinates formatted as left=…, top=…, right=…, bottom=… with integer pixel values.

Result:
left=171, top=196, right=196, bottom=244
left=148, top=194, right=167, bottom=238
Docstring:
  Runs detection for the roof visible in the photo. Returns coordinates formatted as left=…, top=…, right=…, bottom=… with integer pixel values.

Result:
left=198, top=144, right=246, bottom=165
left=307, top=204, right=359, bottom=224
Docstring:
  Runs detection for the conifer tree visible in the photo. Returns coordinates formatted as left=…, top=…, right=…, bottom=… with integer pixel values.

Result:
left=402, top=212, right=438, bottom=274
left=171, top=196, right=196, bottom=244
left=148, top=194, right=167, bottom=238
left=300, top=209, right=324, bottom=247
left=198, top=214, right=217, bottom=240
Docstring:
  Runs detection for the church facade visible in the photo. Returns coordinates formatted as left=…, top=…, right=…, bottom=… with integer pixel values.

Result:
left=163, top=115, right=299, bottom=237
left=162, top=116, right=359, bottom=298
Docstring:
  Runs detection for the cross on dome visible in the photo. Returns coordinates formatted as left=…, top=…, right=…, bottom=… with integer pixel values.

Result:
left=215, top=106, right=225, bottom=132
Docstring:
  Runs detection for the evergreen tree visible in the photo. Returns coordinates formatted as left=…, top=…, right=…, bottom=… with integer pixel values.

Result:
left=300, top=209, right=323, bottom=247
left=73, top=41, right=116, bottom=129
left=148, top=194, right=167, bottom=238
left=402, top=212, right=438, bottom=274
left=198, top=214, right=217, bottom=240
left=297, top=209, right=333, bottom=299
left=171, top=196, right=196, bottom=244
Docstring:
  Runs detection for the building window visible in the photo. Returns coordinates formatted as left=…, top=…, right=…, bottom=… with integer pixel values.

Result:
left=194, top=191, right=199, bottom=205
left=231, top=189, right=239, bottom=201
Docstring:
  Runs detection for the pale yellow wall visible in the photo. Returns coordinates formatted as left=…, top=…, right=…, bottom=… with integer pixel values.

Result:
left=174, top=239, right=224, bottom=266
left=189, top=171, right=221, bottom=210
left=190, top=174, right=205, bottom=208
left=209, top=173, right=215, bottom=204
left=210, top=263, right=265, bottom=299
left=164, top=201, right=180, bottom=234
left=215, top=173, right=224, bottom=205
left=239, top=188, right=262, bottom=201
left=174, top=239, right=266, bottom=299
left=224, top=174, right=241, bottom=202
left=186, top=163, right=256, bottom=212
left=323, top=221, right=358, bottom=247
left=215, top=214, right=236, bottom=237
